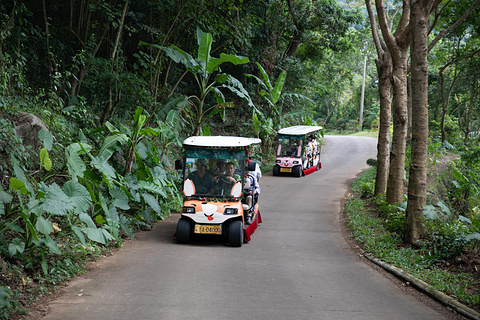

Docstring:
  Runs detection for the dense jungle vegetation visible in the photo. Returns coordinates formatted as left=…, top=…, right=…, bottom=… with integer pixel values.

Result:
left=0, top=0, right=479, bottom=318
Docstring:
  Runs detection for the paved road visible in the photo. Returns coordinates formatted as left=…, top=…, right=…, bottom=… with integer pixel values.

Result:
left=42, top=136, right=452, bottom=320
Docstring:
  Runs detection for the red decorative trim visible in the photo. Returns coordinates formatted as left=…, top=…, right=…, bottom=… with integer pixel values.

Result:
left=245, top=210, right=262, bottom=241
left=303, top=166, right=317, bottom=176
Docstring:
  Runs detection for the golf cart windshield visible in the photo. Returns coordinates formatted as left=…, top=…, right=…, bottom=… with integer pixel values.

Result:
left=183, top=147, right=246, bottom=197
left=276, top=134, right=304, bottom=158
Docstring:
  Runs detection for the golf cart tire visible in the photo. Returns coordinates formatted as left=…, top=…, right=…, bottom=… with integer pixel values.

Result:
left=176, top=218, right=192, bottom=244
left=293, top=165, right=302, bottom=177
left=273, top=165, right=280, bottom=176
left=229, top=220, right=244, bottom=247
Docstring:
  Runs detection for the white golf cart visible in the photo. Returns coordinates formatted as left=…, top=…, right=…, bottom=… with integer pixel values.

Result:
left=175, top=136, right=262, bottom=247
left=273, top=125, right=323, bottom=177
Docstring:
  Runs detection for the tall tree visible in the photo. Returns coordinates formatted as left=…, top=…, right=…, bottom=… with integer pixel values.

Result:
left=405, top=0, right=480, bottom=243
left=370, top=0, right=410, bottom=204
left=366, top=0, right=392, bottom=196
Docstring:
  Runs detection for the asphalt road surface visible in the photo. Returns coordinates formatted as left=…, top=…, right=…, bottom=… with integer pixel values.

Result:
left=42, top=135, right=456, bottom=320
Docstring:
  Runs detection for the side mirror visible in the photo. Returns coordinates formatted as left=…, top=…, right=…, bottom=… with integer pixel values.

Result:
left=175, top=159, right=183, bottom=170
left=247, top=161, right=257, bottom=172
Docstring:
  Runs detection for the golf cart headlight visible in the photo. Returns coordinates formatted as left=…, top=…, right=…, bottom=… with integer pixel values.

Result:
left=224, top=208, right=238, bottom=215
left=182, top=206, right=195, bottom=213
left=293, top=161, right=299, bottom=164
left=276, top=160, right=281, bottom=163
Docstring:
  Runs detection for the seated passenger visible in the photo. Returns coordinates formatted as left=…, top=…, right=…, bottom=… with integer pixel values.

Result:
left=216, top=162, right=241, bottom=195
left=246, top=168, right=261, bottom=200
left=207, top=158, right=217, bottom=175
left=187, top=158, right=215, bottom=195
left=214, top=159, right=227, bottom=176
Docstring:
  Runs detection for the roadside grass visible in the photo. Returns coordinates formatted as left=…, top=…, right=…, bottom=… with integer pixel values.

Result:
left=345, top=167, right=480, bottom=310
left=325, top=129, right=379, bottom=138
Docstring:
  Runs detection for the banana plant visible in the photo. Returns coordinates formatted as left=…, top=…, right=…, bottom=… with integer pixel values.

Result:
left=142, top=28, right=253, bottom=135
left=246, top=62, right=286, bottom=126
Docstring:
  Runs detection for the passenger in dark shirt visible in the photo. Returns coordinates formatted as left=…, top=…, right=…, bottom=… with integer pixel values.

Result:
left=187, top=158, right=215, bottom=195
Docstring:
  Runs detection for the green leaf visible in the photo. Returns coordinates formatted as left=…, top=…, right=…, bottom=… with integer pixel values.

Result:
left=40, top=148, right=52, bottom=171
left=138, top=181, right=166, bottom=197
left=206, top=53, right=249, bottom=74
left=9, top=177, right=28, bottom=195
left=465, top=232, right=480, bottom=241
left=0, top=189, right=13, bottom=203
left=197, top=28, right=212, bottom=64
left=72, top=226, right=86, bottom=246
left=95, top=215, right=107, bottom=225
left=105, top=121, right=121, bottom=134
left=66, top=145, right=87, bottom=180
left=452, top=169, right=466, bottom=182
left=38, top=183, right=75, bottom=215
left=63, top=181, right=92, bottom=214
left=202, top=126, right=211, bottom=136
left=136, top=141, right=148, bottom=159
left=141, top=192, right=161, bottom=214
left=97, top=134, right=128, bottom=160
left=423, top=204, right=439, bottom=220
left=396, top=201, right=408, bottom=212
left=110, top=187, right=130, bottom=210
left=271, top=70, right=286, bottom=104
left=11, top=155, right=29, bottom=185
left=36, top=217, right=54, bottom=235
left=38, top=129, right=54, bottom=151
left=436, top=201, right=451, bottom=216
left=91, top=156, right=117, bottom=179
left=8, top=238, right=25, bottom=255
left=66, top=142, right=92, bottom=155
left=22, top=212, right=39, bottom=242
left=98, top=193, right=111, bottom=219
left=79, top=212, right=96, bottom=228
left=44, top=235, right=61, bottom=255
left=139, top=127, right=160, bottom=137
left=252, top=113, right=261, bottom=135
left=41, top=256, right=48, bottom=275
left=0, top=286, right=13, bottom=308
left=82, top=227, right=114, bottom=245
left=159, top=44, right=198, bottom=71
left=255, top=62, right=273, bottom=90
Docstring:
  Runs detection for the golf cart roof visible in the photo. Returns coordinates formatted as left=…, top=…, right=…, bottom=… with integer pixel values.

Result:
left=277, top=125, right=323, bottom=136
left=183, top=136, right=262, bottom=148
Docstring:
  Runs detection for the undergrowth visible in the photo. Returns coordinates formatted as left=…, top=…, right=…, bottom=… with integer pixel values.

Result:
left=346, top=166, right=480, bottom=311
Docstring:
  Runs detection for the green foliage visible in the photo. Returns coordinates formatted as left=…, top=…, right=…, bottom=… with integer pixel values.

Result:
left=144, top=29, right=252, bottom=135
left=423, top=218, right=469, bottom=264
left=0, top=119, right=31, bottom=177
left=0, top=107, right=181, bottom=276
left=443, top=148, right=480, bottom=216
left=351, top=166, right=376, bottom=198
left=0, top=285, right=23, bottom=320
left=346, top=170, right=480, bottom=309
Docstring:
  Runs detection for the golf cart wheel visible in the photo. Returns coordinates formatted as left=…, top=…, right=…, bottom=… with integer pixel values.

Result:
left=229, top=220, right=244, bottom=247
left=176, top=218, right=192, bottom=244
left=293, top=165, right=302, bottom=177
left=273, top=164, right=280, bottom=176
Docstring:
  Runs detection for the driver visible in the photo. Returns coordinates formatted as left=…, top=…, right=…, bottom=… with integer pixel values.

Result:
left=215, top=162, right=241, bottom=195
left=187, top=158, right=215, bottom=195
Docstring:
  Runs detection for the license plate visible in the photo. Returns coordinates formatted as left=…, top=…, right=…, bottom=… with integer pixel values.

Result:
left=280, top=167, right=292, bottom=173
left=194, top=224, right=222, bottom=235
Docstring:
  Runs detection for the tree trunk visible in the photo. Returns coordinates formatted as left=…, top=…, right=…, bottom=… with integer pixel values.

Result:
left=365, top=0, right=393, bottom=196
left=386, top=57, right=408, bottom=204
left=374, top=51, right=393, bottom=196
left=404, top=0, right=429, bottom=244
left=101, top=0, right=129, bottom=124
left=373, top=0, right=410, bottom=204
